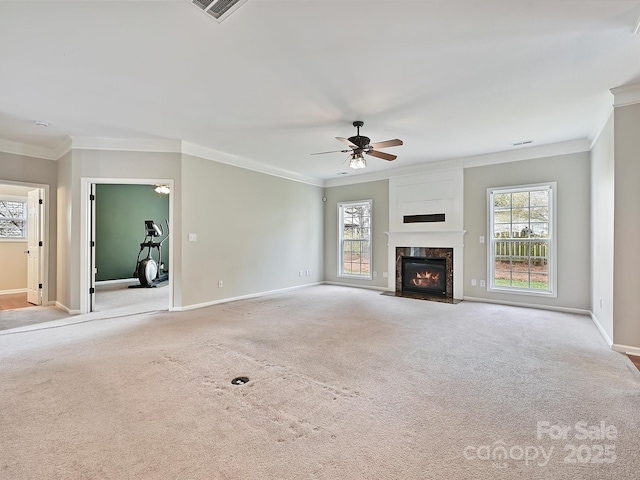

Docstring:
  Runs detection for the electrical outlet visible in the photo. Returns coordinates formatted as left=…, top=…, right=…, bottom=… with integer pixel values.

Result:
left=479, top=236, right=485, bottom=244
left=218, top=280, right=223, bottom=288
left=188, top=233, right=197, bottom=242
left=299, top=270, right=303, bottom=277
left=471, top=279, right=477, bottom=287
left=480, top=280, right=486, bottom=287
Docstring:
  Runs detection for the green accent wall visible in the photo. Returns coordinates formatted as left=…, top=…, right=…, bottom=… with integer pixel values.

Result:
left=95, top=184, right=169, bottom=281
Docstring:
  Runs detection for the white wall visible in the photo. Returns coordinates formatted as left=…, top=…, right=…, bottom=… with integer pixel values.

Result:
left=590, top=114, right=615, bottom=344
left=0, top=242, right=27, bottom=292
left=180, top=154, right=323, bottom=308
left=389, top=166, right=464, bottom=232
left=56, top=151, right=74, bottom=310
left=463, top=151, right=591, bottom=311
left=56, top=149, right=181, bottom=312
left=0, top=151, right=57, bottom=304
left=54, top=148, right=324, bottom=312
left=323, top=180, right=389, bottom=289
left=613, top=103, right=640, bottom=350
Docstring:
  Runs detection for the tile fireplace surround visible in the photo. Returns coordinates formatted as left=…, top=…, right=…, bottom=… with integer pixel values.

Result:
left=395, top=247, right=453, bottom=301
left=386, top=231, right=466, bottom=301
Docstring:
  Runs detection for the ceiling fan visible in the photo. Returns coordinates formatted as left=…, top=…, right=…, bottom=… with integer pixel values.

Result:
left=312, top=121, right=403, bottom=169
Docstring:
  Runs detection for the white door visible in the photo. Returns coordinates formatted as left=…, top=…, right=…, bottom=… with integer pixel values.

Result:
left=26, top=189, right=41, bottom=305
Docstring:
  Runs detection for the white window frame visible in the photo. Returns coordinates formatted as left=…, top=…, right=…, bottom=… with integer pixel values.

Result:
left=487, top=183, right=557, bottom=297
left=0, top=195, right=28, bottom=241
left=338, top=199, right=373, bottom=280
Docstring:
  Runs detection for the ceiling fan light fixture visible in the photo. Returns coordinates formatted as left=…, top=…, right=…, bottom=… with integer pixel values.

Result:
left=312, top=121, right=402, bottom=167
left=349, top=154, right=367, bottom=169
left=154, top=184, right=171, bottom=195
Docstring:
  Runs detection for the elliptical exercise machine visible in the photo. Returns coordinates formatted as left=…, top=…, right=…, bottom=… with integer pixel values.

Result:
left=129, top=219, right=169, bottom=288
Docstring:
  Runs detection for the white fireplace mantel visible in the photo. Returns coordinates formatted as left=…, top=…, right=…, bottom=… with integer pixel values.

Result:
left=386, top=168, right=466, bottom=300
left=385, top=230, right=467, bottom=246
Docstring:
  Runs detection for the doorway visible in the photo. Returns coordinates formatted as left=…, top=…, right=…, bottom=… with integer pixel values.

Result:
left=0, top=181, right=48, bottom=311
left=81, top=178, right=174, bottom=315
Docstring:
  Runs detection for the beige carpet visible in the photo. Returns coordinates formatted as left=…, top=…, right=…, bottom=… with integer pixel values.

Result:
left=0, top=285, right=638, bottom=479
left=0, top=281, right=169, bottom=332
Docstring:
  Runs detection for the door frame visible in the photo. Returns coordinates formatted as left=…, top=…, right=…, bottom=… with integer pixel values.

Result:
left=0, top=179, right=50, bottom=306
left=27, top=188, right=42, bottom=305
left=80, top=178, right=175, bottom=314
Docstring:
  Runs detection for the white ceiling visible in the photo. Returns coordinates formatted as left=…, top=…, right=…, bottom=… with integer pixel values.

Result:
left=1, top=0, right=640, bottom=183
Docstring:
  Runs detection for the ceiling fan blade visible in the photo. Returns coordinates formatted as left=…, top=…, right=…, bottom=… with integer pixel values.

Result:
left=311, top=149, right=351, bottom=155
left=336, top=136, right=357, bottom=147
left=369, top=139, right=403, bottom=149
left=366, top=150, right=397, bottom=161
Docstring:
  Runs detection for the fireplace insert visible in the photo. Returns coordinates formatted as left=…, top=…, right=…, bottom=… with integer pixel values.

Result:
left=401, top=257, right=447, bottom=296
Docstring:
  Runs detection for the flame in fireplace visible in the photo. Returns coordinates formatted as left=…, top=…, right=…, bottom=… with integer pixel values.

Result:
left=411, top=271, right=441, bottom=288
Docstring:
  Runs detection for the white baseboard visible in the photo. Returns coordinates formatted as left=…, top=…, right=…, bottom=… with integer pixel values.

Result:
left=462, top=296, right=591, bottom=316
left=55, top=302, right=81, bottom=315
left=589, top=312, right=613, bottom=347
left=173, top=282, right=323, bottom=312
left=0, top=288, right=27, bottom=295
left=323, top=281, right=390, bottom=292
left=612, top=344, right=640, bottom=357
left=96, top=278, right=137, bottom=286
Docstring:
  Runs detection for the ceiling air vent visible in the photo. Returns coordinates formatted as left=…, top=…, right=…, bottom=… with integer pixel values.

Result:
left=190, top=0, right=248, bottom=23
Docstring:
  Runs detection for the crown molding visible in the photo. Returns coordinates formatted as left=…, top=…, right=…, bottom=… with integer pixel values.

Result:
left=181, top=141, right=323, bottom=187
left=0, top=134, right=324, bottom=186
left=69, top=136, right=183, bottom=153
left=611, top=82, right=640, bottom=107
left=461, top=138, right=590, bottom=168
left=323, top=138, right=590, bottom=188
left=323, top=158, right=465, bottom=188
left=0, top=138, right=59, bottom=160
left=2, top=134, right=589, bottom=188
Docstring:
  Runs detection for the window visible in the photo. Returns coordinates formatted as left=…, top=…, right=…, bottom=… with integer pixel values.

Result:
left=0, top=199, right=27, bottom=239
left=488, top=183, right=556, bottom=295
left=338, top=200, right=372, bottom=278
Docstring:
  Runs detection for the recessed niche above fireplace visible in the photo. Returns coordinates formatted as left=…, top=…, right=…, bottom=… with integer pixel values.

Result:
left=403, top=213, right=446, bottom=224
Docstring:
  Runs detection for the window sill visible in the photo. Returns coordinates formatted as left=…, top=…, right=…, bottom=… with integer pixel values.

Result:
left=338, top=274, right=373, bottom=281
left=0, top=238, right=27, bottom=243
left=488, top=286, right=557, bottom=298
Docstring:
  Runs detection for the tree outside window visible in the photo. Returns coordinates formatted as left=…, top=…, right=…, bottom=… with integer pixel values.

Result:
left=489, top=184, right=555, bottom=295
left=0, top=200, right=27, bottom=238
left=338, top=200, right=372, bottom=278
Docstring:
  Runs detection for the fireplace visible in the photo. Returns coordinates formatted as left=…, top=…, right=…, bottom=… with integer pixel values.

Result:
left=402, top=257, right=447, bottom=296
left=395, top=247, right=454, bottom=301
